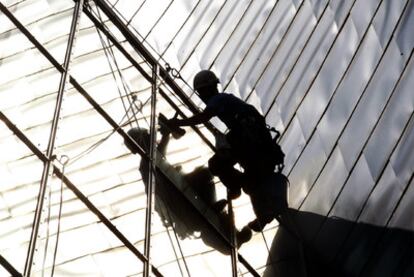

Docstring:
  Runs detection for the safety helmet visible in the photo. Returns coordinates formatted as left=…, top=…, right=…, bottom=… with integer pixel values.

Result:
left=193, top=70, right=219, bottom=90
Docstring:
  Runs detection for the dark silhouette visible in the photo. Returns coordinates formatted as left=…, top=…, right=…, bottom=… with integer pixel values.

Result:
left=124, top=125, right=252, bottom=254
left=166, top=70, right=286, bottom=232
left=263, top=208, right=414, bottom=277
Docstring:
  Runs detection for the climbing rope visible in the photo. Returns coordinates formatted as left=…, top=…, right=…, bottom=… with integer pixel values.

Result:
left=50, top=155, right=69, bottom=277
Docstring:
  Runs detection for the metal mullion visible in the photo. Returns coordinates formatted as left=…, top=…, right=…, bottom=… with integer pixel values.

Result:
left=21, top=1, right=83, bottom=275
left=0, top=111, right=164, bottom=277
left=0, top=1, right=149, bottom=159
left=143, top=64, right=158, bottom=277
left=227, top=199, right=238, bottom=277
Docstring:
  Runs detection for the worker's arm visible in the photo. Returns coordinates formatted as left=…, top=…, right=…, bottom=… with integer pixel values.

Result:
left=172, top=109, right=215, bottom=127
left=157, top=127, right=171, bottom=156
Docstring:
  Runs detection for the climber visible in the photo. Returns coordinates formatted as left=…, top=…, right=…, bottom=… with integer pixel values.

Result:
left=166, top=70, right=284, bottom=199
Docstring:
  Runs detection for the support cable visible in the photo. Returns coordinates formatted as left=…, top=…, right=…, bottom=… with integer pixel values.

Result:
left=164, top=226, right=186, bottom=277
left=169, top=221, right=191, bottom=277
left=86, top=2, right=188, bottom=116
left=50, top=155, right=69, bottom=277
left=94, top=5, right=141, bottom=128
left=95, top=19, right=132, bottom=125
left=92, top=0, right=220, bottom=143
left=41, top=160, right=54, bottom=277
left=83, top=2, right=216, bottom=150
left=163, top=208, right=191, bottom=277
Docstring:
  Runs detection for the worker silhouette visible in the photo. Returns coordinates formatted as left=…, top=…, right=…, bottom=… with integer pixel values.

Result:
left=165, top=70, right=288, bottom=232
left=124, top=124, right=252, bottom=253
left=166, top=70, right=283, bottom=199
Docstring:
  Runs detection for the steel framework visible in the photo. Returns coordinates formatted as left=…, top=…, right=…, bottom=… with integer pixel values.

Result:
left=0, top=1, right=260, bottom=276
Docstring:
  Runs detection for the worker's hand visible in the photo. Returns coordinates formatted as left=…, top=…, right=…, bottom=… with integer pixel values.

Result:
left=158, top=123, right=171, bottom=136
left=166, top=117, right=180, bottom=128
left=166, top=118, right=186, bottom=139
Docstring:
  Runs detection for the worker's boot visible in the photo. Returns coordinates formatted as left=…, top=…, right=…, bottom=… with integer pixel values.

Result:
left=236, top=226, right=252, bottom=247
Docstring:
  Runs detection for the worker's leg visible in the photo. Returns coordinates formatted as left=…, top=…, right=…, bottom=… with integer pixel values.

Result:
left=208, top=151, right=244, bottom=199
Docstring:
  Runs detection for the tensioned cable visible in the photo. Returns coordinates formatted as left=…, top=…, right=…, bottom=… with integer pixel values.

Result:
left=41, top=163, right=55, bottom=277
left=66, top=97, right=145, bottom=166
left=164, top=226, right=186, bottom=277
left=88, top=2, right=190, bottom=114
left=102, top=0, right=202, bottom=98
left=94, top=7, right=133, bottom=126
left=161, top=207, right=191, bottom=277
left=95, top=6, right=137, bottom=106
left=50, top=155, right=69, bottom=277
left=92, top=2, right=157, bottom=130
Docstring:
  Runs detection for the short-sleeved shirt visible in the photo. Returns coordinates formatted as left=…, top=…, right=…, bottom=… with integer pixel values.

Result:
left=205, top=93, right=262, bottom=130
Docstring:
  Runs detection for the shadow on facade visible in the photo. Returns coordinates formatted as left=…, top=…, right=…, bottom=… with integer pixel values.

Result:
left=263, top=208, right=414, bottom=277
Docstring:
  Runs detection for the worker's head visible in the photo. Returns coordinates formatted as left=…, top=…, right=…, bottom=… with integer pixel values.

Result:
left=193, top=70, right=219, bottom=102
left=124, top=128, right=150, bottom=154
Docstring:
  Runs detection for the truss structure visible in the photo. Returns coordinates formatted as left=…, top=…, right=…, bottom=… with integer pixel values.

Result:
left=1, top=0, right=413, bottom=276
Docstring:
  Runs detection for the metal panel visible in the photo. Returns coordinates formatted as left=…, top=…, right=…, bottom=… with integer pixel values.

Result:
left=275, top=6, right=338, bottom=127
left=389, top=175, right=414, bottom=228
left=359, top=164, right=402, bottom=226
left=254, top=0, right=326, bottom=113
left=318, top=26, right=382, bottom=153
left=300, top=146, right=348, bottom=215
left=338, top=39, right=406, bottom=170
left=231, top=0, right=297, bottom=99
left=288, top=128, right=327, bottom=209
left=364, top=50, right=414, bottom=181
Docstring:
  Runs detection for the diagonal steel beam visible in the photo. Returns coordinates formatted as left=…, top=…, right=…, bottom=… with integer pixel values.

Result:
left=0, top=111, right=164, bottom=277
left=0, top=254, right=22, bottom=277
left=82, top=5, right=216, bottom=150
left=90, top=0, right=219, bottom=143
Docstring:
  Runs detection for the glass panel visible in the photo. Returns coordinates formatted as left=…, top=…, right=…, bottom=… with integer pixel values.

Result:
left=0, top=125, right=44, bottom=275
